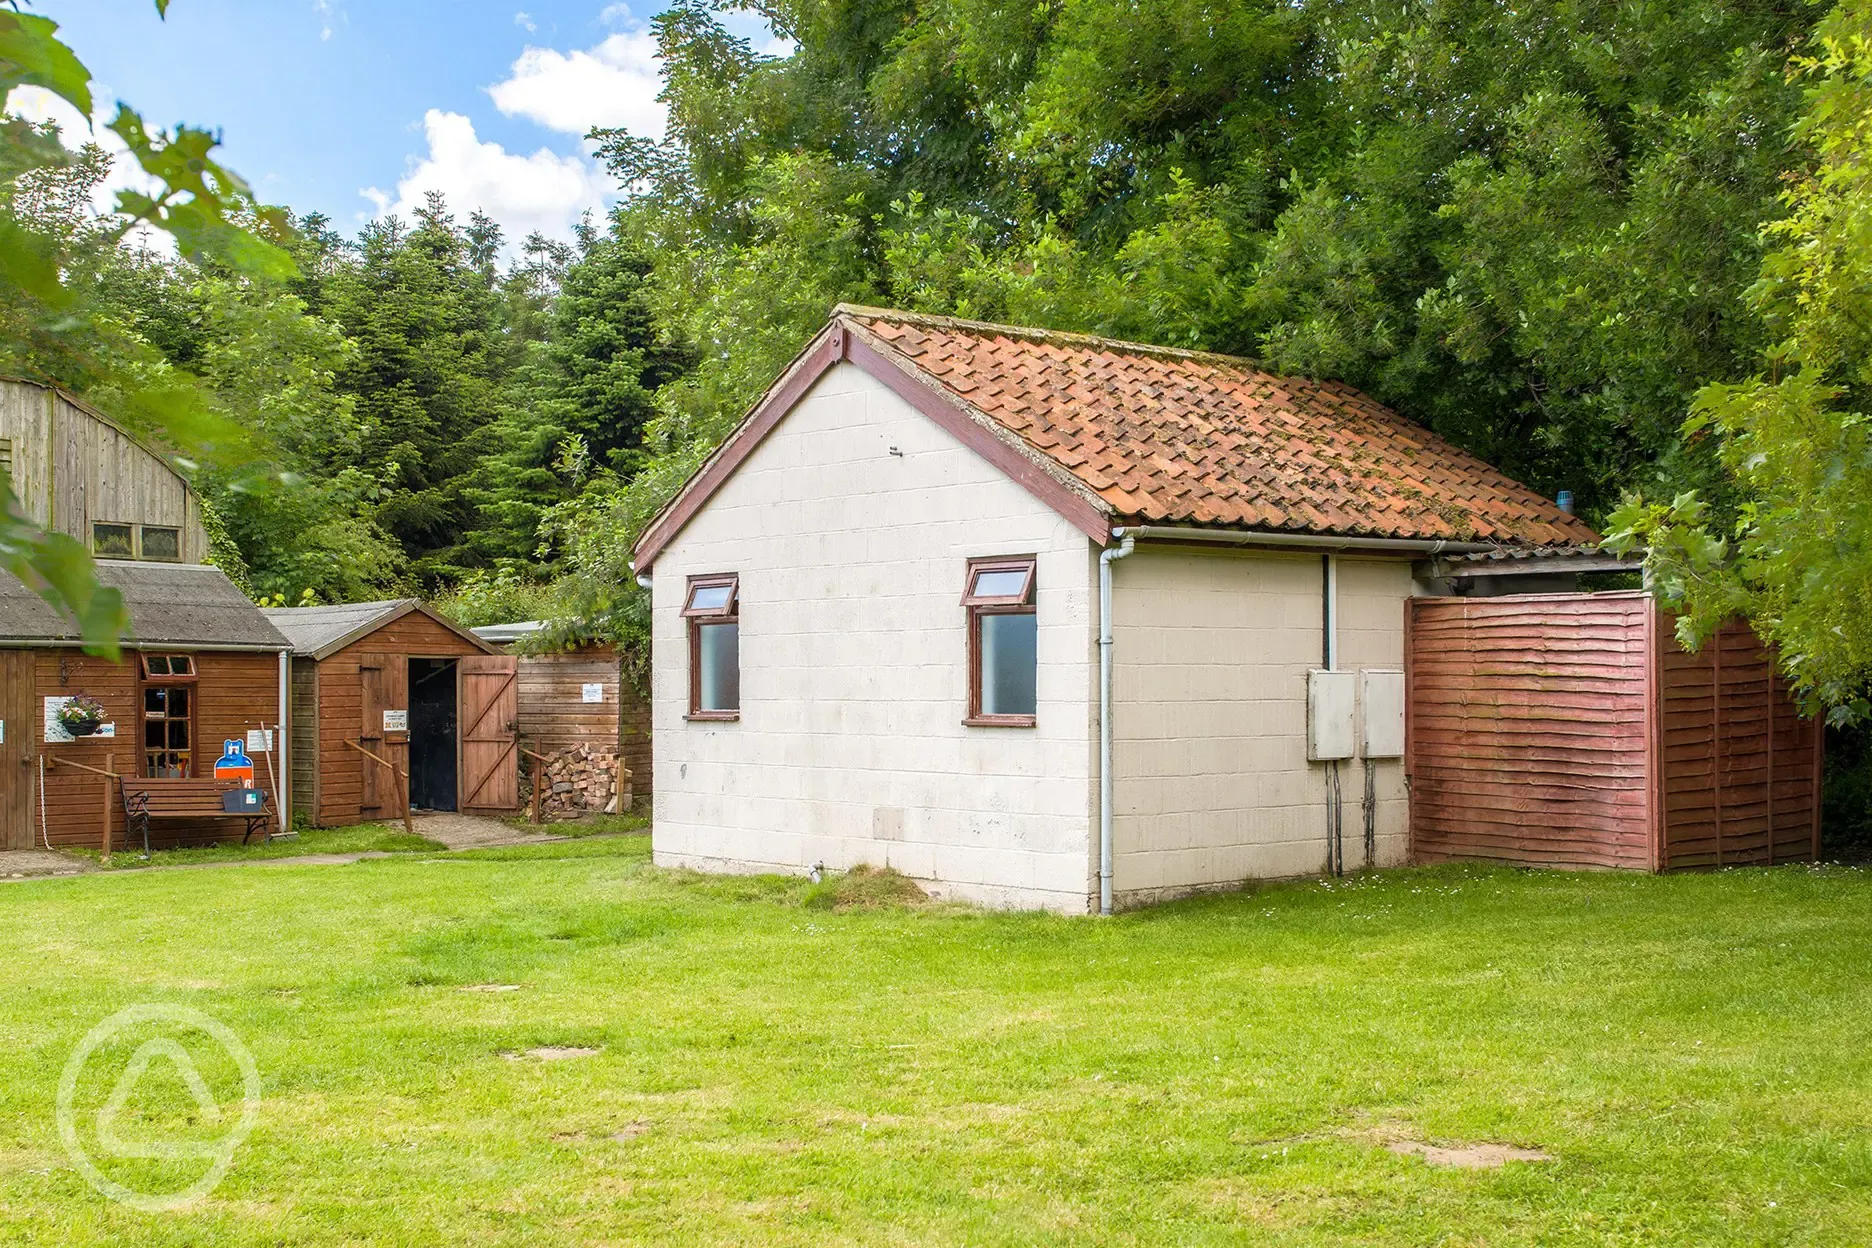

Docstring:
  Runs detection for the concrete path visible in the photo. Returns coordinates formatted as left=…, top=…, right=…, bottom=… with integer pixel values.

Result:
left=0, top=813, right=570, bottom=881
left=412, top=812, right=569, bottom=851
left=0, top=850, right=95, bottom=879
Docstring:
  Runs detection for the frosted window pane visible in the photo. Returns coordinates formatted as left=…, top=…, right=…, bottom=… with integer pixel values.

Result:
left=698, top=622, right=740, bottom=711
left=980, top=613, right=1037, bottom=716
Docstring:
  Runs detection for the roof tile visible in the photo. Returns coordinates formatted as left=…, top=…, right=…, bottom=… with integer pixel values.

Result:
left=845, top=308, right=1596, bottom=546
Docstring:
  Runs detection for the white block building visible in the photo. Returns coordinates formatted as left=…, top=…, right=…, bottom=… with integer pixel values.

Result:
left=630, top=307, right=1594, bottom=912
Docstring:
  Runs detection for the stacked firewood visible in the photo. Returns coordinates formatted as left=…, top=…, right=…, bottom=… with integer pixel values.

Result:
left=522, top=744, right=632, bottom=820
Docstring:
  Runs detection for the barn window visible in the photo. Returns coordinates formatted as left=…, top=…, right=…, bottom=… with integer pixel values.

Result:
left=139, top=654, right=196, bottom=680
left=684, top=574, right=739, bottom=719
left=139, top=525, right=181, bottom=561
left=93, top=522, right=135, bottom=557
left=963, top=557, right=1038, bottom=726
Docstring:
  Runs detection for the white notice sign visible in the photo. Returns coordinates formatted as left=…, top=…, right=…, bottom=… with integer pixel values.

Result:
left=582, top=683, right=604, bottom=704
left=383, top=709, right=409, bottom=733
left=43, top=697, right=72, bottom=744
left=247, top=729, right=275, bottom=753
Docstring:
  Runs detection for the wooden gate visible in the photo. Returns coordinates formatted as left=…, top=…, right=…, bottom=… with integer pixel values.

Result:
left=358, top=653, right=409, bottom=820
left=458, top=655, right=518, bottom=811
left=0, top=651, right=36, bottom=850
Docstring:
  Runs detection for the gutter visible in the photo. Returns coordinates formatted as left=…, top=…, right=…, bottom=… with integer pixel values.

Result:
left=1097, top=529, right=1137, bottom=916
left=277, top=648, right=290, bottom=833
left=1116, top=525, right=1499, bottom=556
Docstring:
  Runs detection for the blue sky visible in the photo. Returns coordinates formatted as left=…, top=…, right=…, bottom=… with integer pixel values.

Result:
left=28, top=1, right=779, bottom=247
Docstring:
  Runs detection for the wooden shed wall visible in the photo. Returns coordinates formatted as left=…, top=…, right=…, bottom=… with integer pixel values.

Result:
left=24, top=648, right=282, bottom=849
left=517, top=648, right=620, bottom=755
left=1407, top=592, right=1822, bottom=872
left=311, top=612, right=487, bottom=827
left=1657, top=618, right=1822, bottom=868
left=289, top=656, right=319, bottom=824
left=1407, top=592, right=1654, bottom=869
left=0, top=381, right=207, bottom=560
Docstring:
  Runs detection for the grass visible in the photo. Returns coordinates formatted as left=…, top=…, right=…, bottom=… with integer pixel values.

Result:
left=2, top=842, right=1871, bottom=1244
left=74, top=822, right=446, bottom=869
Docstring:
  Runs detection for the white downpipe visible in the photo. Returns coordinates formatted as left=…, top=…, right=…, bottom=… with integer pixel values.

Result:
left=1323, top=554, right=1338, bottom=670
left=277, top=649, right=290, bottom=832
left=1098, top=529, right=1138, bottom=916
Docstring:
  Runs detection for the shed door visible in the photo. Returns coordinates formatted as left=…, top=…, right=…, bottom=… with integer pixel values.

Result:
left=458, top=655, right=519, bottom=811
left=0, top=652, right=36, bottom=850
left=358, top=653, right=409, bottom=820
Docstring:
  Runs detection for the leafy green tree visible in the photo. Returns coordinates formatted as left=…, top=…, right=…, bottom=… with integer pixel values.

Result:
left=1609, top=1, right=1872, bottom=723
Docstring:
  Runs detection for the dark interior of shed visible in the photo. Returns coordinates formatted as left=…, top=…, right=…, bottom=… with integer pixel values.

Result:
left=409, top=658, right=458, bottom=811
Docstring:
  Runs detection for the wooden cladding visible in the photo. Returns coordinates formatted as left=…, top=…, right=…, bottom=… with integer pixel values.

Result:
left=459, top=655, right=518, bottom=811
left=1406, top=592, right=1821, bottom=873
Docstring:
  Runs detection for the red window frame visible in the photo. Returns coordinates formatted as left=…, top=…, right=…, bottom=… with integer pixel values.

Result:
left=684, top=573, right=741, bottom=721
left=962, top=556, right=1038, bottom=728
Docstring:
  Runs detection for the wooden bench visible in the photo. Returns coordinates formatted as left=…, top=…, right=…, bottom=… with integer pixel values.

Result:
left=120, top=779, right=275, bottom=857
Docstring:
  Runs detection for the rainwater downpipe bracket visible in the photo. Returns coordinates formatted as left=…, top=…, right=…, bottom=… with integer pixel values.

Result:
left=1098, top=528, right=1138, bottom=916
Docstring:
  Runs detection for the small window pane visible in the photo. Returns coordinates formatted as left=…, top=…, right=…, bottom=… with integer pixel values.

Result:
left=980, top=612, right=1038, bottom=717
left=93, top=523, right=133, bottom=557
left=688, top=583, right=733, bottom=614
left=169, top=721, right=189, bottom=749
left=139, top=526, right=180, bottom=561
left=971, top=568, right=1029, bottom=599
left=170, top=656, right=193, bottom=676
left=145, top=723, right=164, bottom=748
left=697, top=622, right=740, bottom=711
left=145, top=688, right=167, bottom=713
left=145, top=656, right=171, bottom=676
left=169, top=687, right=189, bottom=716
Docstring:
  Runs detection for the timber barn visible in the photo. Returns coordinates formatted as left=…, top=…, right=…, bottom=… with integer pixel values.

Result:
left=0, top=378, right=291, bottom=852
left=263, top=600, right=519, bottom=825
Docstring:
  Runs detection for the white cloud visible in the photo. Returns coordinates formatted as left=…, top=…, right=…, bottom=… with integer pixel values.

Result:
left=598, top=4, right=635, bottom=26
left=359, top=109, right=609, bottom=244
left=514, top=11, right=537, bottom=34
left=488, top=30, right=666, bottom=139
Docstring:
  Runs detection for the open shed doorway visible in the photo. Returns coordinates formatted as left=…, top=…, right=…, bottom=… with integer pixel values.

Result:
left=409, top=658, right=459, bottom=812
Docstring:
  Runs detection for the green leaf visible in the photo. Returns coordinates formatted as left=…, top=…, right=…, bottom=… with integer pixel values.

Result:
left=0, top=12, right=94, bottom=119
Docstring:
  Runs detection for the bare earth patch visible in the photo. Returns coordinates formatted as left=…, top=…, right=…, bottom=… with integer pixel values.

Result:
left=502, top=1046, right=602, bottom=1061
left=610, top=1122, right=650, bottom=1143
left=460, top=984, right=525, bottom=993
left=1384, top=1139, right=1553, bottom=1168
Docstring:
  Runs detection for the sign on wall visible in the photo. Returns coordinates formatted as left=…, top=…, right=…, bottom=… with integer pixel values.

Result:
left=245, top=729, right=275, bottom=754
left=382, top=709, right=409, bottom=733
left=213, top=739, right=255, bottom=783
left=581, top=683, right=605, bottom=704
left=43, top=697, right=114, bottom=743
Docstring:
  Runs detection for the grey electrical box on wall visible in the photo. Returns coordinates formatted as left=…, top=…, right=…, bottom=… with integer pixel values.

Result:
left=1307, top=670, right=1357, bottom=761
left=1361, top=669, right=1406, bottom=759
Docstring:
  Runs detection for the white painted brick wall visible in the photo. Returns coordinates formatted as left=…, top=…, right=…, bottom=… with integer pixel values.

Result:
left=651, top=363, right=1098, bottom=912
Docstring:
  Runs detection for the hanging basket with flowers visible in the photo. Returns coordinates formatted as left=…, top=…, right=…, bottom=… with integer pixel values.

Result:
left=57, top=693, right=107, bottom=738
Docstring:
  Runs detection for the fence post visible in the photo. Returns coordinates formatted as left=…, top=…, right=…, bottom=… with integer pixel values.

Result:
left=99, top=753, right=112, bottom=863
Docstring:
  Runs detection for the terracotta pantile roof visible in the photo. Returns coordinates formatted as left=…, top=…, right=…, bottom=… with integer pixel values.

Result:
left=841, top=306, right=1597, bottom=546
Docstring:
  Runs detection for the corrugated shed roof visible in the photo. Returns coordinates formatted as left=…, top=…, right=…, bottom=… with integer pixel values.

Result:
left=0, top=561, right=288, bottom=648
left=841, top=307, right=1599, bottom=546
left=470, top=620, right=545, bottom=645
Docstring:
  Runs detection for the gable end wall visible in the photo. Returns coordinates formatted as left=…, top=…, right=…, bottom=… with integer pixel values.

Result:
left=651, top=362, right=1098, bottom=912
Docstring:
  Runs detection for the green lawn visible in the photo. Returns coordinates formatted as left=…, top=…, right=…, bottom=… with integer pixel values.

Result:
left=3, top=840, right=1871, bottom=1245
left=77, top=822, right=447, bottom=869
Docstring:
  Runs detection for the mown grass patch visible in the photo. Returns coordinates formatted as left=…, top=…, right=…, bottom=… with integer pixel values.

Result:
left=77, top=822, right=446, bottom=870
left=1, top=851, right=1870, bottom=1244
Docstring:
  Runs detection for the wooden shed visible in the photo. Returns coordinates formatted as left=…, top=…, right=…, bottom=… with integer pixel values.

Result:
left=0, top=564, right=291, bottom=850
left=263, top=601, right=518, bottom=826
left=1406, top=591, right=1822, bottom=870
left=472, top=621, right=651, bottom=798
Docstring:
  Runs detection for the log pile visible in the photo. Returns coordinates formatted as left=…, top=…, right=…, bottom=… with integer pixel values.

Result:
left=522, top=744, right=632, bottom=820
